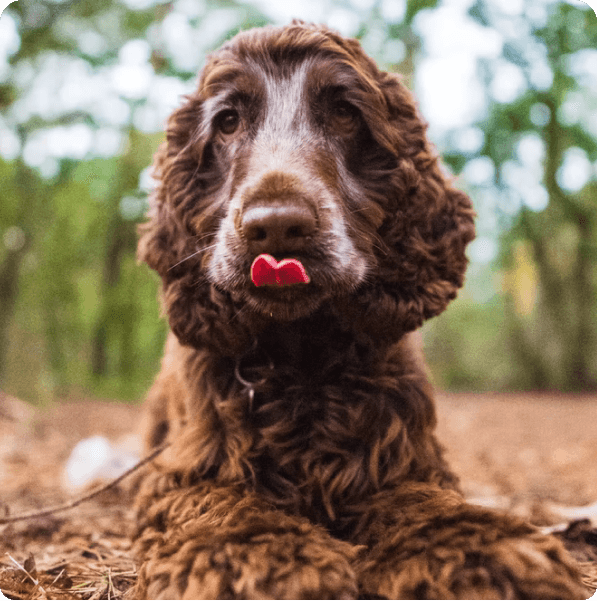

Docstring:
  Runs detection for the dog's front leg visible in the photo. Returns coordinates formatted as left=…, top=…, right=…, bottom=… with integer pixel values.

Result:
left=352, top=483, right=589, bottom=600
left=133, top=477, right=360, bottom=600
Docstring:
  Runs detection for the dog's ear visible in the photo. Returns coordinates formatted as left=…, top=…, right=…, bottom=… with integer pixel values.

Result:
left=386, top=72, right=475, bottom=326
left=137, top=165, right=186, bottom=280
left=138, top=91, right=259, bottom=353
left=344, top=72, right=476, bottom=340
left=137, top=93, right=202, bottom=275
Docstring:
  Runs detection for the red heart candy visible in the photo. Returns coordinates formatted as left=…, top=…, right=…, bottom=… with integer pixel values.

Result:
left=276, top=258, right=310, bottom=286
left=250, top=254, right=279, bottom=287
left=251, top=254, right=310, bottom=287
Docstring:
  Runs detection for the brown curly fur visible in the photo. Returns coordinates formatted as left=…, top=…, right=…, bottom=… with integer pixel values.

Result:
left=132, top=22, right=589, bottom=599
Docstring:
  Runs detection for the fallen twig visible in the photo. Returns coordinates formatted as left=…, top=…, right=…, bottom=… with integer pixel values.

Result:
left=0, top=442, right=169, bottom=525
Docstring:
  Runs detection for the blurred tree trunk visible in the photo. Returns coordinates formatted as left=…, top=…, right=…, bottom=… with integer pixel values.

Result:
left=505, top=89, right=597, bottom=390
left=0, top=161, right=33, bottom=380
left=571, top=212, right=595, bottom=388
left=91, top=207, right=127, bottom=377
left=504, top=293, right=551, bottom=390
left=0, top=237, right=27, bottom=379
left=91, top=130, right=141, bottom=378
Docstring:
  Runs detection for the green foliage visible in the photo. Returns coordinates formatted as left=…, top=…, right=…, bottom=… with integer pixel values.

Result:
left=423, top=295, right=513, bottom=391
left=1, top=140, right=169, bottom=401
left=405, top=0, right=440, bottom=25
left=436, top=0, right=597, bottom=391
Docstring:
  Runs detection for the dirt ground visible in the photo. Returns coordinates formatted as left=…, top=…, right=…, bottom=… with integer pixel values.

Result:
left=1, top=389, right=596, bottom=599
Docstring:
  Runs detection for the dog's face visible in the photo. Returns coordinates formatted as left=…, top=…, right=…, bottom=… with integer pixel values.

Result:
left=202, top=38, right=403, bottom=321
left=139, top=23, right=475, bottom=350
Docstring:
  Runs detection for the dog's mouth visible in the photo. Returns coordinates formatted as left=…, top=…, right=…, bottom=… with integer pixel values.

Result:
left=237, top=255, right=324, bottom=320
left=212, top=250, right=355, bottom=321
left=249, top=297, right=322, bottom=322
left=246, top=276, right=323, bottom=321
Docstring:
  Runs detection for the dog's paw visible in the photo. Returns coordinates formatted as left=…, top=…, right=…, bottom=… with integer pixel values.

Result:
left=135, top=522, right=359, bottom=600
left=359, top=529, right=589, bottom=600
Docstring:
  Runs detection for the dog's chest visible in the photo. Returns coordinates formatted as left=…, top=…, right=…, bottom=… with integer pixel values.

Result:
left=244, top=382, right=375, bottom=503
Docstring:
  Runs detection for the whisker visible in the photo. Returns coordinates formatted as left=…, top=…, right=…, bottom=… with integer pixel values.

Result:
left=193, top=232, right=216, bottom=244
left=167, top=241, right=220, bottom=272
left=233, top=302, right=253, bottom=322
left=168, top=249, right=204, bottom=271
left=348, top=206, right=371, bottom=215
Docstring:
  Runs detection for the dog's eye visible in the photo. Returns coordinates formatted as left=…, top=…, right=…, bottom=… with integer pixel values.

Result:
left=216, top=109, right=240, bottom=135
left=330, top=100, right=360, bottom=132
left=333, top=101, right=356, bottom=118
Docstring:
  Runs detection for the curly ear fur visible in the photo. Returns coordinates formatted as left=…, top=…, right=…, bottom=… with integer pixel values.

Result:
left=137, top=95, right=203, bottom=279
left=378, top=70, right=476, bottom=309
left=138, top=94, right=265, bottom=353
left=333, top=67, right=476, bottom=343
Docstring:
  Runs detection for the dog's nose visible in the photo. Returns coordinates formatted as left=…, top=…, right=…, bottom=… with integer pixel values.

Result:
left=241, top=202, right=317, bottom=255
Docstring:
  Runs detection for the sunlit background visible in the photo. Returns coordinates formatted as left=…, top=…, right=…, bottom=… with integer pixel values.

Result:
left=0, top=0, right=596, bottom=403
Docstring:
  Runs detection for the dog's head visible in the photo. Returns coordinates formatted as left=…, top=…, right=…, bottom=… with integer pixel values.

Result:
left=138, top=22, right=475, bottom=352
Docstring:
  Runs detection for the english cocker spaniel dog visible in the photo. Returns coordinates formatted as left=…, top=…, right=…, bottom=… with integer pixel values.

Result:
left=132, top=21, right=588, bottom=599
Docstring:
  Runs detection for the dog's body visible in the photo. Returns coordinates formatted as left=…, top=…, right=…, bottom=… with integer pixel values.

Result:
left=132, top=22, right=588, bottom=599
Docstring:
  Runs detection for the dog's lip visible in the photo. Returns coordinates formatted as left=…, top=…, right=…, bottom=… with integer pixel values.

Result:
left=245, top=275, right=321, bottom=311
left=245, top=281, right=326, bottom=320
left=249, top=281, right=315, bottom=299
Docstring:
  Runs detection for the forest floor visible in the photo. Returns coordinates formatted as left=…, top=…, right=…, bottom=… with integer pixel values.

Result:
left=1, top=390, right=596, bottom=599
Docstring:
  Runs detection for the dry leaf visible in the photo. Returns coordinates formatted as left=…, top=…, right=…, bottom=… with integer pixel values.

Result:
left=24, top=553, right=37, bottom=578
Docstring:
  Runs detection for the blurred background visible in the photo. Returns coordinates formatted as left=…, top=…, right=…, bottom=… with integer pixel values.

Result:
left=0, top=0, right=596, bottom=405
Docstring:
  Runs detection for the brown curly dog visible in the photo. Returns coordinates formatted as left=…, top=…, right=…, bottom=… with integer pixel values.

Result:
left=132, top=21, right=589, bottom=599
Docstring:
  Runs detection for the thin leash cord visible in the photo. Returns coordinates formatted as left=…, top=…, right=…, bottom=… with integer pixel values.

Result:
left=0, top=441, right=170, bottom=525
